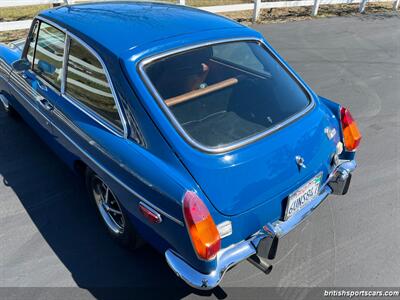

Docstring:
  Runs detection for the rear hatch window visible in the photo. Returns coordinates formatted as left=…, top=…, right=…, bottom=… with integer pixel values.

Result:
left=143, top=41, right=311, bottom=150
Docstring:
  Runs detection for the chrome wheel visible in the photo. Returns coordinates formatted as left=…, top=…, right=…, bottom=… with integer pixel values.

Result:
left=91, top=176, right=125, bottom=234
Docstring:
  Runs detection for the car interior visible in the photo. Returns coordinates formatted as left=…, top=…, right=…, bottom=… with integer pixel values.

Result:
left=145, top=44, right=309, bottom=148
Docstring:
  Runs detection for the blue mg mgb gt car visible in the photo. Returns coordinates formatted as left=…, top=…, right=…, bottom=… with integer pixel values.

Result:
left=0, top=2, right=361, bottom=289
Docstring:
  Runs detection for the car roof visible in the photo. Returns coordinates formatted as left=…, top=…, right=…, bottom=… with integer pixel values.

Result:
left=39, top=1, right=244, bottom=56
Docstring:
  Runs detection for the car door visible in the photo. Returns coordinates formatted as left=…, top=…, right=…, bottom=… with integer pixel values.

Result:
left=9, top=19, right=66, bottom=143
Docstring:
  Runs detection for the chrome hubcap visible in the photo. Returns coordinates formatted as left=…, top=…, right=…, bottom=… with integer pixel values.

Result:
left=92, top=176, right=125, bottom=234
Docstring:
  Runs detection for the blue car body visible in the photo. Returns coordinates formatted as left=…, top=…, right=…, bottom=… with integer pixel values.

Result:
left=0, top=2, right=358, bottom=289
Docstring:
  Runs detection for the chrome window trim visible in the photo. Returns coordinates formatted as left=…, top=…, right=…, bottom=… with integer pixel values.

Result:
left=63, top=32, right=127, bottom=137
left=63, top=93, right=125, bottom=137
left=138, top=37, right=316, bottom=154
left=30, top=20, right=66, bottom=94
left=21, top=19, right=39, bottom=62
left=36, top=16, right=129, bottom=139
left=61, top=34, right=70, bottom=95
left=20, top=20, right=61, bottom=96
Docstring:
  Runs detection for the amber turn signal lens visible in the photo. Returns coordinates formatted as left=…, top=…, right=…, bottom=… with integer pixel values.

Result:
left=183, top=191, right=221, bottom=261
left=340, top=107, right=362, bottom=151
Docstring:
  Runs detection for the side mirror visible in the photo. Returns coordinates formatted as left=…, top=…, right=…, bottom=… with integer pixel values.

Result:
left=11, top=59, right=31, bottom=73
left=37, top=60, right=56, bottom=76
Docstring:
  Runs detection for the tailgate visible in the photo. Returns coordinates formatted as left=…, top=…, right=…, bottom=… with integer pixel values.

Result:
left=177, top=104, right=340, bottom=216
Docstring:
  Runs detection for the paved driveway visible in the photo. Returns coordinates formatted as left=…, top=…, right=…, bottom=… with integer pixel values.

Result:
left=1, top=13, right=399, bottom=299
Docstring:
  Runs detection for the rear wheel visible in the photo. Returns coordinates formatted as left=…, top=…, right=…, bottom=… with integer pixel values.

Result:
left=85, top=168, right=143, bottom=250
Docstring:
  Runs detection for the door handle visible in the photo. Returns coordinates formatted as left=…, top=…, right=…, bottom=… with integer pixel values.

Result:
left=36, top=80, right=48, bottom=92
left=39, top=98, right=54, bottom=111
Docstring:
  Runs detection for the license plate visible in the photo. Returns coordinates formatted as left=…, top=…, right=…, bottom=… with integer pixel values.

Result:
left=284, top=173, right=322, bottom=220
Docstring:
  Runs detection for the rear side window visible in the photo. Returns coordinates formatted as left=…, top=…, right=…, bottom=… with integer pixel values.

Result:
left=144, top=41, right=311, bottom=149
left=33, top=22, right=66, bottom=89
left=66, top=38, right=122, bottom=130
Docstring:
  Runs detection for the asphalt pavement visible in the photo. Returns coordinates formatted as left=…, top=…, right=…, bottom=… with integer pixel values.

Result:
left=0, top=13, right=399, bottom=300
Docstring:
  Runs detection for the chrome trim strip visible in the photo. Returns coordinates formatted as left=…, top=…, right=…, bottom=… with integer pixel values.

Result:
left=52, top=108, right=94, bottom=143
left=61, top=34, right=70, bottom=95
left=0, top=58, right=12, bottom=74
left=138, top=37, right=315, bottom=154
left=7, top=78, right=184, bottom=227
left=8, top=80, right=52, bottom=123
left=35, top=16, right=129, bottom=139
left=10, top=72, right=41, bottom=100
left=54, top=122, right=184, bottom=226
left=62, top=93, right=125, bottom=138
left=0, top=73, right=9, bottom=83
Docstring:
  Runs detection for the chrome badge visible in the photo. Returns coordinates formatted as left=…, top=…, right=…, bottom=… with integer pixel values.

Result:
left=325, top=127, right=337, bottom=140
left=295, top=155, right=306, bottom=170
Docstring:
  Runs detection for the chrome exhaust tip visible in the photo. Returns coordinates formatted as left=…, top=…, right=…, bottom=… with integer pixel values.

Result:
left=329, top=161, right=356, bottom=195
left=247, top=254, right=273, bottom=274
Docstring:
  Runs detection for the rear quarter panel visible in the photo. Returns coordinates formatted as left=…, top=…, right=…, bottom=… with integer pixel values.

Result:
left=123, top=31, right=344, bottom=252
left=319, top=96, right=355, bottom=161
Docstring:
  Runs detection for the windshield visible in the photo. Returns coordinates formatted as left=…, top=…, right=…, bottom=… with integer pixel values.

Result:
left=144, top=41, right=311, bottom=149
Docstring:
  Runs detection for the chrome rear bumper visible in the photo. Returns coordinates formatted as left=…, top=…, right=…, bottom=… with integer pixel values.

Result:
left=166, top=160, right=356, bottom=290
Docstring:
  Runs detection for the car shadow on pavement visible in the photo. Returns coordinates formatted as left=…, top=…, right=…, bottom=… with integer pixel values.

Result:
left=0, top=111, right=227, bottom=299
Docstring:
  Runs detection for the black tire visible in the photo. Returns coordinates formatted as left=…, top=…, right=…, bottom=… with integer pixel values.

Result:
left=85, top=168, right=144, bottom=250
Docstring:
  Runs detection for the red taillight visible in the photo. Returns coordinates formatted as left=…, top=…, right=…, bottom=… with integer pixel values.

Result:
left=183, top=191, right=221, bottom=261
left=340, top=107, right=362, bottom=151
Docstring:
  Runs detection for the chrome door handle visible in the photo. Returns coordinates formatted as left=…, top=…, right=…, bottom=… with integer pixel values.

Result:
left=36, top=80, right=48, bottom=92
left=39, top=98, right=54, bottom=111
